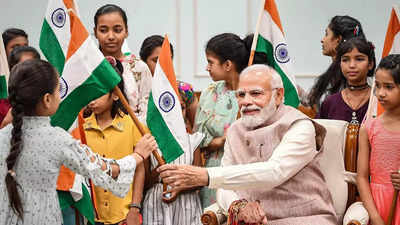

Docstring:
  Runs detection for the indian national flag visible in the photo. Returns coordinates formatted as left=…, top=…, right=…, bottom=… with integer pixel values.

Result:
left=146, top=36, right=187, bottom=163
left=40, top=0, right=121, bottom=223
left=365, top=5, right=400, bottom=120
left=254, top=0, right=299, bottom=107
left=0, top=36, right=10, bottom=99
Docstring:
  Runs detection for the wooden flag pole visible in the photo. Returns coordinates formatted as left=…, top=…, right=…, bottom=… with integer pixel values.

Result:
left=387, top=190, right=399, bottom=225
left=113, top=86, right=166, bottom=165
left=113, top=86, right=175, bottom=202
left=248, top=0, right=266, bottom=66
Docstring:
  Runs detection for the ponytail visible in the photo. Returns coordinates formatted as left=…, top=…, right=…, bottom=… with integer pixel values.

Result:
left=6, top=93, right=25, bottom=219
left=5, top=59, right=59, bottom=219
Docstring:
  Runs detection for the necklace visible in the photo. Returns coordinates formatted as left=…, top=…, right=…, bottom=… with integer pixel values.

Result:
left=347, top=83, right=369, bottom=91
left=342, top=88, right=370, bottom=123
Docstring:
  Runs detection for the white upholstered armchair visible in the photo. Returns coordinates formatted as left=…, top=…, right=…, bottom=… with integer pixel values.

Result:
left=201, top=119, right=369, bottom=225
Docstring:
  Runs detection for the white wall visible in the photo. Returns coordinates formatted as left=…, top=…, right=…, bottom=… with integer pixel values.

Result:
left=0, top=0, right=397, bottom=91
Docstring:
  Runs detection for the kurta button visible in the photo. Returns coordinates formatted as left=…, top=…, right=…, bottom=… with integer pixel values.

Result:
left=103, top=155, right=106, bottom=157
left=246, top=140, right=250, bottom=146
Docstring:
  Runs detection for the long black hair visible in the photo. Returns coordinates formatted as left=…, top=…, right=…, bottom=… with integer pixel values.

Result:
left=6, top=59, right=59, bottom=219
left=309, top=37, right=375, bottom=106
left=206, top=33, right=249, bottom=73
left=308, top=16, right=366, bottom=106
left=328, top=15, right=365, bottom=41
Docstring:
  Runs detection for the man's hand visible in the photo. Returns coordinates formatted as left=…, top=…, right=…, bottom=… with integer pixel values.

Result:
left=157, top=164, right=208, bottom=191
left=237, top=201, right=268, bottom=224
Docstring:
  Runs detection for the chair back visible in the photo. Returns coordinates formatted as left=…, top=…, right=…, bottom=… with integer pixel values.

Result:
left=314, top=119, right=349, bottom=221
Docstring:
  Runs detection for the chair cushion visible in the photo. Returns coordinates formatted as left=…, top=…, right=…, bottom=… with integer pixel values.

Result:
left=314, top=119, right=349, bottom=221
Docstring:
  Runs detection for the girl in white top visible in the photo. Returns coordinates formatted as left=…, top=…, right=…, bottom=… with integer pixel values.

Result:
left=94, top=4, right=152, bottom=123
left=0, top=59, right=157, bottom=225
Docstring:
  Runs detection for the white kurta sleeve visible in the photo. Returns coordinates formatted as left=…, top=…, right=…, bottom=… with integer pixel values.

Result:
left=208, top=119, right=318, bottom=191
left=60, top=137, right=137, bottom=198
left=216, top=140, right=240, bottom=211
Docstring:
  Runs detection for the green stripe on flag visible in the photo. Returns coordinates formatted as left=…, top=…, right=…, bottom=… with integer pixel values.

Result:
left=58, top=185, right=95, bottom=225
left=0, top=75, right=7, bottom=99
left=51, top=59, right=121, bottom=130
left=39, top=20, right=66, bottom=74
left=256, top=35, right=299, bottom=107
left=147, top=93, right=184, bottom=163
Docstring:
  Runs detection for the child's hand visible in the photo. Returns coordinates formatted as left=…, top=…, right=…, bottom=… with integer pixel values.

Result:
left=391, top=171, right=400, bottom=190
left=135, top=134, right=158, bottom=160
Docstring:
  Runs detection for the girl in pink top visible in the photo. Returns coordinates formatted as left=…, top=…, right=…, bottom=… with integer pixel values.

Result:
left=357, top=54, right=400, bottom=225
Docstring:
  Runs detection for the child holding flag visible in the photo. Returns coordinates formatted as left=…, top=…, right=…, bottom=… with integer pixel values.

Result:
left=0, top=59, right=157, bottom=225
left=357, top=54, right=400, bottom=225
left=84, top=56, right=145, bottom=225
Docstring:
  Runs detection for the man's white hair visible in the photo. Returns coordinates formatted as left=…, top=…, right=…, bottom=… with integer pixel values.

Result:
left=240, top=64, right=283, bottom=89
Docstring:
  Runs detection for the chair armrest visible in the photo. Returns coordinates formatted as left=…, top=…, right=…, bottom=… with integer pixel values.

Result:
left=201, top=211, right=220, bottom=225
left=343, top=202, right=369, bottom=225
left=201, top=203, right=228, bottom=225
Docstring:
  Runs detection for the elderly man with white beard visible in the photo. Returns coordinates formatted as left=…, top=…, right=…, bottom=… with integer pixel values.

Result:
left=158, top=65, right=337, bottom=225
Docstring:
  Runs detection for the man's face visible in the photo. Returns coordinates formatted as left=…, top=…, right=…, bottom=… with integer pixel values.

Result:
left=237, top=71, right=283, bottom=129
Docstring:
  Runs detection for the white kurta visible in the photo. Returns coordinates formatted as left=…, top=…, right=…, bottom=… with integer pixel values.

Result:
left=209, top=120, right=317, bottom=211
left=0, top=117, right=137, bottom=225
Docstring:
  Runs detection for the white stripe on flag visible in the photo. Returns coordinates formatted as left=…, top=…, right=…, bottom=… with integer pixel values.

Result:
left=61, top=37, right=104, bottom=100
left=152, top=63, right=189, bottom=152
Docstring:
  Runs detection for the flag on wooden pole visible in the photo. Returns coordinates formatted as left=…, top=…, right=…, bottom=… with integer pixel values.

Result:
left=251, top=0, right=299, bottom=107
left=146, top=35, right=187, bottom=163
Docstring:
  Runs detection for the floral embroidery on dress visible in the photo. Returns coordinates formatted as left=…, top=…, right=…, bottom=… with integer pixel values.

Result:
left=194, top=81, right=239, bottom=209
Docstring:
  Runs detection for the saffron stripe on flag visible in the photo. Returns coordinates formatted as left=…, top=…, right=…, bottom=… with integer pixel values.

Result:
left=146, top=36, right=187, bottom=163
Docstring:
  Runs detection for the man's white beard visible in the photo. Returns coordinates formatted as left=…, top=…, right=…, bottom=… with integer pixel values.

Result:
left=241, top=96, right=277, bottom=129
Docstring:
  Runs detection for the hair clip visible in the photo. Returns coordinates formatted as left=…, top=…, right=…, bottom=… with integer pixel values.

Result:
left=354, top=25, right=360, bottom=36
left=8, top=170, right=16, bottom=178
left=105, top=56, right=117, bottom=67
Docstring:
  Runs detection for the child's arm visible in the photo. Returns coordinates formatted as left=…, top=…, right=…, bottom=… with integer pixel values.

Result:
left=356, top=126, right=385, bottom=225
left=125, top=156, right=144, bottom=225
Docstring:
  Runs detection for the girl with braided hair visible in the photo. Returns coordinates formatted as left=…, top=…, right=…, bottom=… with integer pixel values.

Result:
left=0, top=59, right=157, bottom=225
